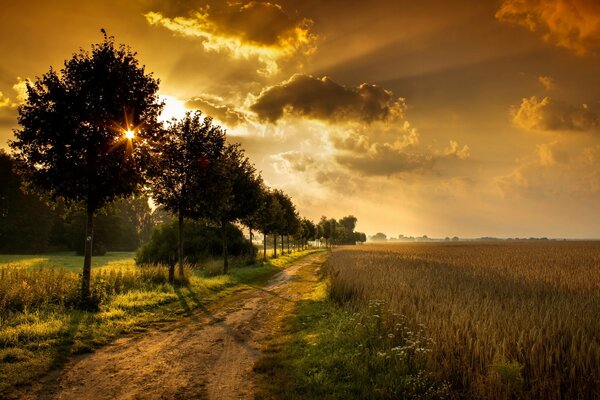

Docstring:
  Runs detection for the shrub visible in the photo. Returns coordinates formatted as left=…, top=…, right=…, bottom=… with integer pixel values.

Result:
left=135, top=220, right=256, bottom=265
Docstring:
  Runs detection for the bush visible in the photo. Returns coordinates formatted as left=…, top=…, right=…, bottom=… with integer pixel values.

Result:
left=135, top=220, right=256, bottom=266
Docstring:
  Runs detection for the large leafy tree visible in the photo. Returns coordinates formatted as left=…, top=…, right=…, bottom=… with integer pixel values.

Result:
left=149, top=111, right=225, bottom=279
left=10, top=32, right=162, bottom=305
left=214, top=144, right=262, bottom=273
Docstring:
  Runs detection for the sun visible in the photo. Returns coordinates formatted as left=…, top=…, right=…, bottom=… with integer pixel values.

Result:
left=159, top=94, right=188, bottom=122
left=124, top=129, right=135, bottom=140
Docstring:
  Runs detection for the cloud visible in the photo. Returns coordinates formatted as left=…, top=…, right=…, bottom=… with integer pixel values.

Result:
left=335, top=145, right=434, bottom=176
left=497, top=141, right=600, bottom=197
left=511, top=96, right=599, bottom=131
left=326, top=119, right=470, bottom=177
left=0, top=77, right=29, bottom=109
left=145, top=2, right=316, bottom=75
left=538, top=75, right=555, bottom=90
left=272, top=150, right=359, bottom=194
left=250, top=74, right=406, bottom=123
left=185, top=96, right=248, bottom=127
left=496, top=0, right=600, bottom=55
left=445, top=140, right=471, bottom=160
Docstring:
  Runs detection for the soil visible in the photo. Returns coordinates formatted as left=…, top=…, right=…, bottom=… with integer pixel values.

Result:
left=19, top=252, right=328, bottom=400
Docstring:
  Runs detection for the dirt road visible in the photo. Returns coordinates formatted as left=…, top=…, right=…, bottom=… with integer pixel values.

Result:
left=21, top=252, right=328, bottom=400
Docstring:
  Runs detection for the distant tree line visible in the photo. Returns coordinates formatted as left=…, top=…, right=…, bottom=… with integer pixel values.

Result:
left=1, top=151, right=159, bottom=254
left=5, top=32, right=366, bottom=306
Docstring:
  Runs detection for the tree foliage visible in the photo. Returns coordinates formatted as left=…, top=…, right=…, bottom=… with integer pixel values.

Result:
left=10, top=32, right=162, bottom=213
left=149, top=111, right=225, bottom=220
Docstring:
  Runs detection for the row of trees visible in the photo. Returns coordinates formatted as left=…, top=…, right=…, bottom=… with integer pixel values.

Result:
left=7, top=32, right=366, bottom=306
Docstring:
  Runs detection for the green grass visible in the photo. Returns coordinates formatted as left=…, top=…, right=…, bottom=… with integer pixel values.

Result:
left=0, top=252, right=135, bottom=272
left=254, top=262, right=450, bottom=400
left=0, top=249, right=323, bottom=396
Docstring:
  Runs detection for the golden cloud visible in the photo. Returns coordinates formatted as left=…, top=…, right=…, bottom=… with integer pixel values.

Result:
left=0, top=78, right=29, bottom=109
left=497, top=141, right=600, bottom=197
left=250, top=74, right=406, bottom=123
left=496, top=0, right=600, bottom=55
left=145, top=2, right=316, bottom=75
left=512, top=96, right=599, bottom=131
left=185, top=96, right=248, bottom=127
left=538, top=75, right=555, bottom=90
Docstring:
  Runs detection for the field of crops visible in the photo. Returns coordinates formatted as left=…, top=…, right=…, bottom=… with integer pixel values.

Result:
left=325, top=242, right=600, bottom=399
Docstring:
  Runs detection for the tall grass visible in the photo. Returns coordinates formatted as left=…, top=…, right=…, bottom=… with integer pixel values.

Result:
left=325, top=242, right=600, bottom=399
left=0, top=265, right=173, bottom=314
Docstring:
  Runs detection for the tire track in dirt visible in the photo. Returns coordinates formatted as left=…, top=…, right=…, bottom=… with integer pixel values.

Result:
left=19, top=251, right=328, bottom=400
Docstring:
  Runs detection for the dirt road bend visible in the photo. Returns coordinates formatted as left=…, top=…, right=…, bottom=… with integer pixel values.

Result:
left=21, top=251, right=329, bottom=400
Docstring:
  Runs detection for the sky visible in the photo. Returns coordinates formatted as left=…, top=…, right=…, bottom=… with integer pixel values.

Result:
left=1, top=0, right=599, bottom=238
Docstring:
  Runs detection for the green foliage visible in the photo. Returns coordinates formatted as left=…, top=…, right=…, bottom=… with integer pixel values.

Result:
left=148, top=111, right=225, bottom=220
left=136, top=220, right=256, bottom=265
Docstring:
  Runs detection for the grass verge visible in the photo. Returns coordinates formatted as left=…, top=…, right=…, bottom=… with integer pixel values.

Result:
left=0, top=249, right=323, bottom=396
left=254, top=263, right=450, bottom=400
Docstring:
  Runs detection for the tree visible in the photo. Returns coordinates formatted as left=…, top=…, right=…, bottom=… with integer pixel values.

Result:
left=10, top=32, right=162, bottom=306
left=299, top=218, right=316, bottom=250
left=214, top=144, right=262, bottom=273
left=149, top=111, right=225, bottom=280
left=371, top=232, right=387, bottom=241
left=256, top=189, right=283, bottom=260
left=354, top=231, right=367, bottom=244
left=319, top=216, right=331, bottom=247
left=316, top=223, right=324, bottom=247
left=272, top=190, right=298, bottom=255
left=339, top=215, right=357, bottom=232
left=328, top=218, right=339, bottom=246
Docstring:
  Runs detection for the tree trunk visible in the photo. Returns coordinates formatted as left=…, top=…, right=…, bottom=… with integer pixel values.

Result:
left=222, top=219, right=229, bottom=274
left=178, top=212, right=184, bottom=280
left=263, top=233, right=267, bottom=262
left=287, top=235, right=290, bottom=254
left=281, top=234, right=284, bottom=255
left=274, top=234, right=277, bottom=258
left=168, top=263, right=175, bottom=284
left=81, top=210, right=94, bottom=306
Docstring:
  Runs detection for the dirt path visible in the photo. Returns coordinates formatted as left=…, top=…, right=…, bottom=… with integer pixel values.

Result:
left=21, top=252, right=329, bottom=400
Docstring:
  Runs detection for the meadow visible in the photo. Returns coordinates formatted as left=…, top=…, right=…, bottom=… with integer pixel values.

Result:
left=324, top=242, right=600, bottom=399
left=0, top=249, right=320, bottom=395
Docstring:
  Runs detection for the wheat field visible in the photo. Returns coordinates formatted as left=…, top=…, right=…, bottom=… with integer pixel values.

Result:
left=325, top=242, right=600, bottom=399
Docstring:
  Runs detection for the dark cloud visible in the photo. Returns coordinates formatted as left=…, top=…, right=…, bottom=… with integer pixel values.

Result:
left=185, top=96, right=247, bottom=127
left=512, top=96, right=599, bottom=132
left=250, top=74, right=406, bottom=123
left=496, top=0, right=600, bottom=55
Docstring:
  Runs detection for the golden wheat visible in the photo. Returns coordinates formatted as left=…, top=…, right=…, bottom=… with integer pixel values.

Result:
left=325, top=242, right=600, bottom=399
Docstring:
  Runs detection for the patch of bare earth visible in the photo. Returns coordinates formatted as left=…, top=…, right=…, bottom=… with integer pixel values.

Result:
left=19, top=252, right=329, bottom=400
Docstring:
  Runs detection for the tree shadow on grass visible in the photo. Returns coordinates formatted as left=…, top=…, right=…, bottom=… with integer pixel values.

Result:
left=21, top=310, right=86, bottom=399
